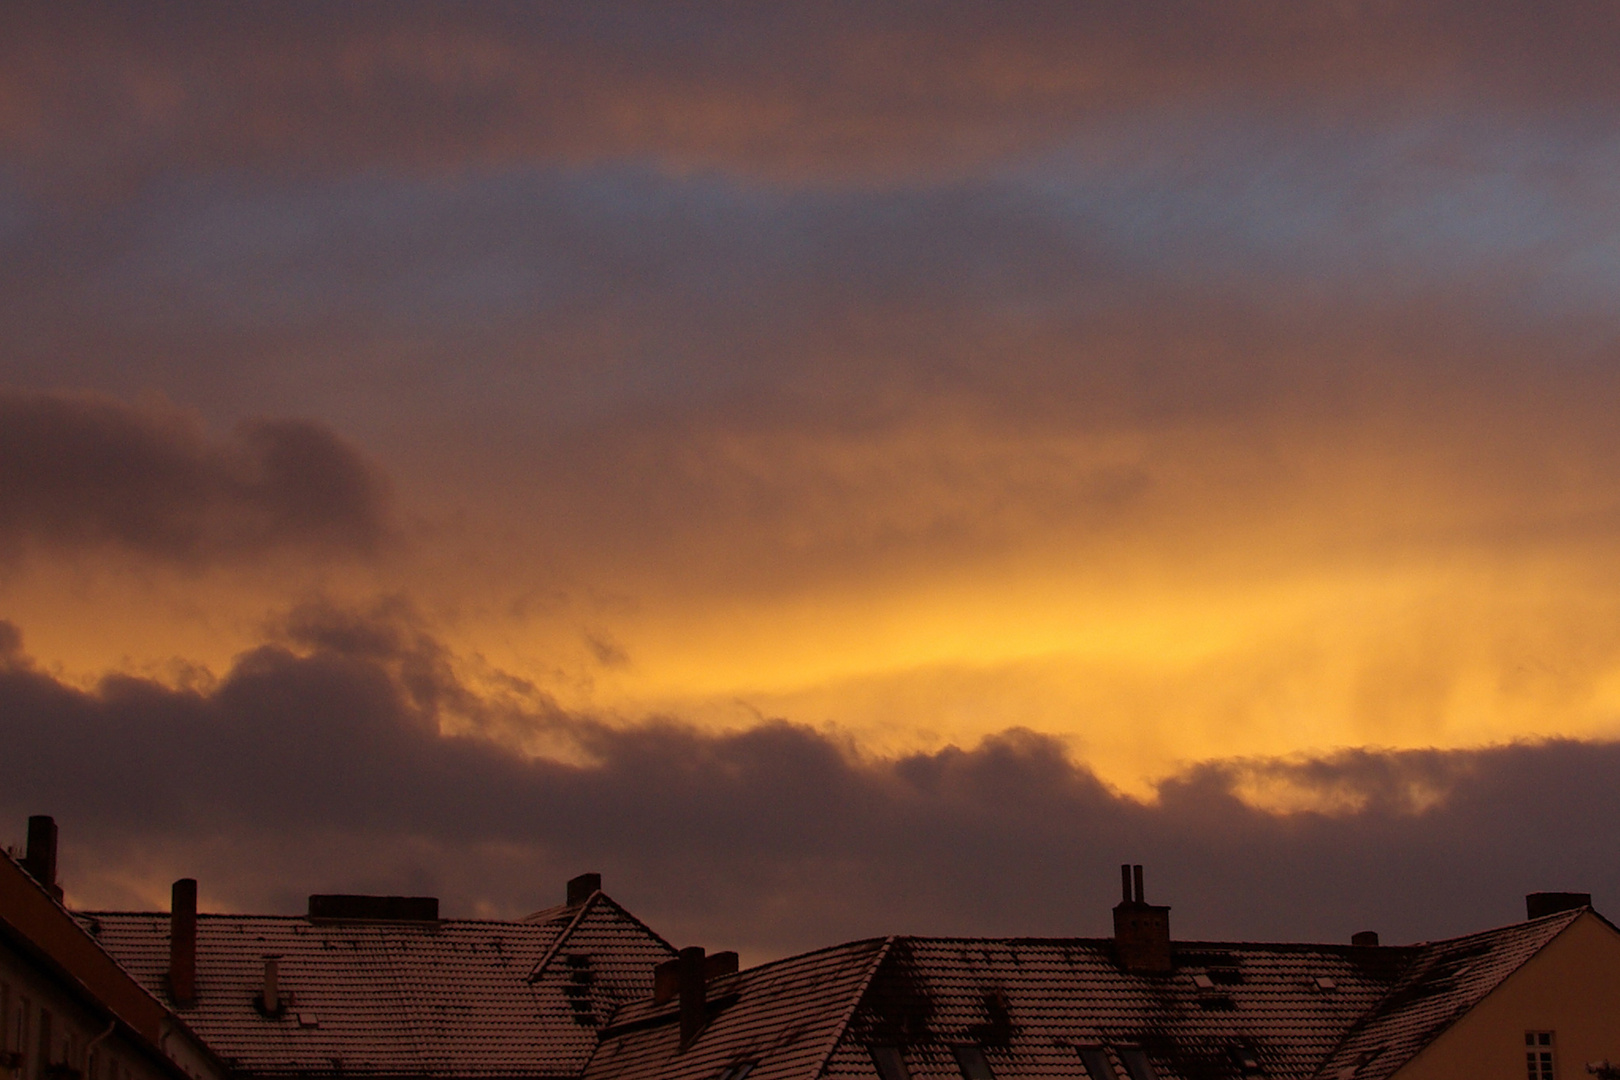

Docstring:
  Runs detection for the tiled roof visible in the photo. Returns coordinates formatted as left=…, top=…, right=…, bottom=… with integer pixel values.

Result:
left=822, top=937, right=1410, bottom=1080
left=583, top=938, right=890, bottom=1080
left=78, top=892, right=675, bottom=1079
left=587, top=935, right=1414, bottom=1080
left=1313, top=909, right=1586, bottom=1080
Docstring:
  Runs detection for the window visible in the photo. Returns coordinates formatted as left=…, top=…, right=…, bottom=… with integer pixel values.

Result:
left=1526, top=1032, right=1556, bottom=1080
left=12, top=997, right=29, bottom=1074
left=717, top=1062, right=755, bottom=1080
left=869, top=1046, right=909, bottom=1080
left=36, top=1010, right=51, bottom=1080
left=952, top=1046, right=994, bottom=1080
left=1078, top=1047, right=1116, bottom=1080
left=1117, top=1047, right=1159, bottom=1080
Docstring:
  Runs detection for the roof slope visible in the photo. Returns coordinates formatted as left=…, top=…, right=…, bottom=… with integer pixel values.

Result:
left=821, top=937, right=1409, bottom=1080
left=80, top=892, right=675, bottom=1079
left=583, top=938, right=891, bottom=1080
left=586, top=936, right=1415, bottom=1080
left=1312, top=908, right=1585, bottom=1080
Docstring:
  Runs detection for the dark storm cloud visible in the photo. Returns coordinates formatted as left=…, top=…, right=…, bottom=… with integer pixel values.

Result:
left=5, top=1, right=1620, bottom=191
left=2, top=606, right=1615, bottom=961
left=0, top=390, right=391, bottom=563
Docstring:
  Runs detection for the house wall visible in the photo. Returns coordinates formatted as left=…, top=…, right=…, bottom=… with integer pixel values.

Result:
left=0, top=853, right=221, bottom=1080
left=1394, top=912, right=1620, bottom=1080
left=0, top=936, right=171, bottom=1080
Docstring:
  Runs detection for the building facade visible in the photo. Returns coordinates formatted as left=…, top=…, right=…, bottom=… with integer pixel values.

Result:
left=1, top=820, right=223, bottom=1080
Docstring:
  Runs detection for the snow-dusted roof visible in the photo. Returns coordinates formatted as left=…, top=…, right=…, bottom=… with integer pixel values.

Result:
left=78, top=892, right=675, bottom=1080
left=1313, top=908, right=1589, bottom=1080
left=585, top=938, right=890, bottom=1080
left=585, top=914, right=1597, bottom=1080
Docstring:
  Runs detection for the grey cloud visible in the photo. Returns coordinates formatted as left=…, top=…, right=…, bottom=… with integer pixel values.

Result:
left=2, top=606, right=1617, bottom=963
left=0, top=390, right=391, bottom=563
left=5, top=2, right=1620, bottom=190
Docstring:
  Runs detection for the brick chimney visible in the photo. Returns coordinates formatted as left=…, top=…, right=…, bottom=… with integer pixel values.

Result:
left=1526, top=892, right=1591, bottom=919
left=23, top=816, right=62, bottom=901
left=566, top=872, right=601, bottom=907
left=1113, top=864, right=1172, bottom=975
left=678, top=946, right=707, bottom=1048
left=169, top=878, right=198, bottom=1008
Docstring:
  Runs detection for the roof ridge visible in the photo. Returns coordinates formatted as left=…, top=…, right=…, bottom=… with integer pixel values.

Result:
left=1311, top=910, right=1586, bottom=1080
left=591, top=892, right=677, bottom=955
left=526, top=891, right=602, bottom=983
left=1401, top=906, right=1587, bottom=948
left=804, top=936, right=895, bottom=1080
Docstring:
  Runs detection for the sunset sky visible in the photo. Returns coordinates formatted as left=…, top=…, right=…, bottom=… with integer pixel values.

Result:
left=5, top=2, right=1620, bottom=962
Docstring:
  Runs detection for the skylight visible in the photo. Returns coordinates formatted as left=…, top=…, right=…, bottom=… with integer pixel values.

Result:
left=952, top=1046, right=995, bottom=1080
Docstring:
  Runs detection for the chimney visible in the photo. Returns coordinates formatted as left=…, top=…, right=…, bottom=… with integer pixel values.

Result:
left=678, top=946, right=706, bottom=1048
left=1112, top=863, right=1172, bottom=975
left=704, top=951, right=739, bottom=980
left=1351, top=931, right=1380, bottom=947
left=258, top=957, right=282, bottom=1016
left=653, top=957, right=680, bottom=1004
left=23, top=816, right=62, bottom=900
left=566, top=872, right=601, bottom=907
left=168, top=878, right=198, bottom=1008
left=1526, top=892, right=1591, bottom=920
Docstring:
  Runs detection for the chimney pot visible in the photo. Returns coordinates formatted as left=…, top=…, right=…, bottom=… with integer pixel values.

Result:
left=1133, top=864, right=1145, bottom=904
left=169, top=878, right=198, bottom=1007
left=1120, top=864, right=1131, bottom=903
left=1526, top=892, right=1591, bottom=920
left=566, top=873, right=601, bottom=907
left=259, top=957, right=281, bottom=1016
left=23, top=816, right=61, bottom=900
left=678, top=946, right=706, bottom=1048
left=1351, top=931, right=1380, bottom=947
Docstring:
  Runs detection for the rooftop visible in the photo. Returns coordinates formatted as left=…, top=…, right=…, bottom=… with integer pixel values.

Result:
left=79, top=888, right=675, bottom=1079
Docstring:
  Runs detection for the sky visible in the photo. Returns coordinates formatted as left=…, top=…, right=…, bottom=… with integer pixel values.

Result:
left=4, top=1, right=1620, bottom=963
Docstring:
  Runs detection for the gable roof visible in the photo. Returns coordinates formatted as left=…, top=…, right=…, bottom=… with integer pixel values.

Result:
left=586, top=935, right=1416, bottom=1080
left=583, top=938, right=891, bottom=1080
left=79, top=891, right=675, bottom=1079
left=1312, top=908, right=1588, bottom=1080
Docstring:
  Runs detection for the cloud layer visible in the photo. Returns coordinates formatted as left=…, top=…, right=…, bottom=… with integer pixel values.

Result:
left=0, top=390, right=390, bottom=564
left=5, top=3, right=1620, bottom=940
left=7, top=2, right=1620, bottom=189
left=4, top=607, right=1616, bottom=964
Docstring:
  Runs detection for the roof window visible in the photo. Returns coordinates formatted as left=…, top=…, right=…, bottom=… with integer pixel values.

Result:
left=869, top=1046, right=909, bottom=1080
left=951, top=1046, right=994, bottom=1080
left=717, top=1062, right=755, bottom=1080
left=1191, top=974, right=1215, bottom=990
left=1077, top=1047, right=1116, bottom=1080
left=1313, top=977, right=1338, bottom=992
left=1117, top=1046, right=1158, bottom=1080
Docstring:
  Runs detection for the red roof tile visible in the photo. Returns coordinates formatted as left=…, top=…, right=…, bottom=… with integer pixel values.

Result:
left=79, top=893, right=675, bottom=1079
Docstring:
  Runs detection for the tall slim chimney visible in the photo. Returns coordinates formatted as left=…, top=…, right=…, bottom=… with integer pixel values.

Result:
left=678, top=946, right=706, bottom=1048
left=1112, top=863, right=1172, bottom=975
left=259, top=957, right=282, bottom=1016
left=169, top=878, right=198, bottom=1008
left=23, top=816, right=61, bottom=900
